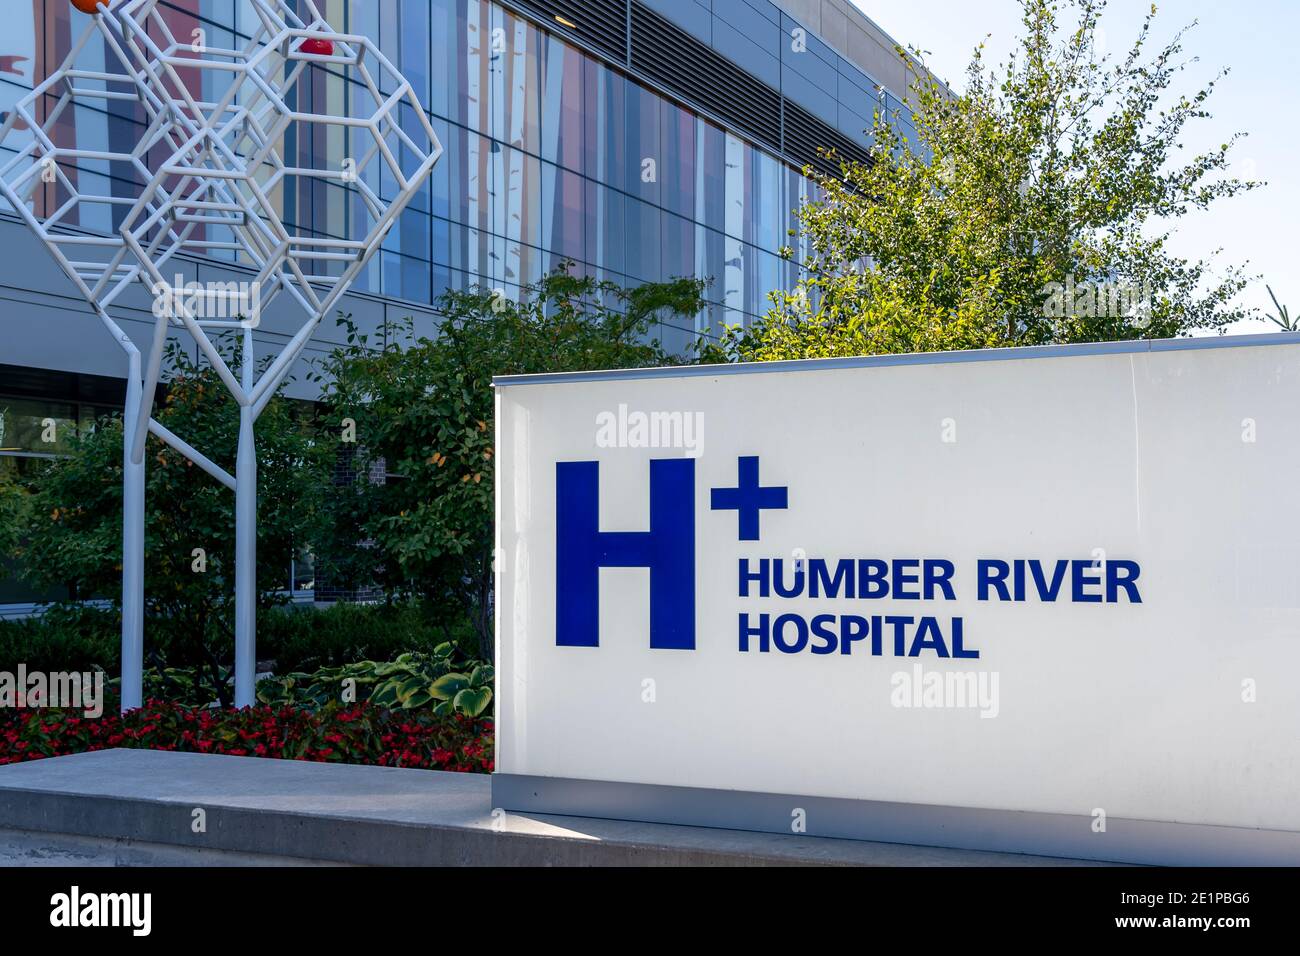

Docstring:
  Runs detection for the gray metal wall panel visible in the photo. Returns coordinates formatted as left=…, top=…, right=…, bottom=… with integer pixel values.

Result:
left=0, top=216, right=443, bottom=405
left=711, top=20, right=781, bottom=88
left=639, top=0, right=713, bottom=40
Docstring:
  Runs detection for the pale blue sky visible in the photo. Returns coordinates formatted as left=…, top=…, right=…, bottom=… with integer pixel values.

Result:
left=851, top=0, right=1297, bottom=333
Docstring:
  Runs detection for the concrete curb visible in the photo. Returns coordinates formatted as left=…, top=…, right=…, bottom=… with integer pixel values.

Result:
left=0, top=750, right=1104, bottom=866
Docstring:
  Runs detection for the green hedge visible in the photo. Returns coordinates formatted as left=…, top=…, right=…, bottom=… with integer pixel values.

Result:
left=258, top=601, right=479, bottom=671
left=0, top=604, right=119, bottom=674
left=0, top=600, right=477, bottom=674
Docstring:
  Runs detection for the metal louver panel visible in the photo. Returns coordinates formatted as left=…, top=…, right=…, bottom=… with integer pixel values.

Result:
left=782, top=99, right=872, bottom=178
left=629, top=3, right=782, bottom=151
left=504, top=0, right=628, bottom=63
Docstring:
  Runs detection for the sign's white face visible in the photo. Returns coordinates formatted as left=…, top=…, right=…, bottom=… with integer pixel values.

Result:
left=495, top=343, right=1300, bottom=831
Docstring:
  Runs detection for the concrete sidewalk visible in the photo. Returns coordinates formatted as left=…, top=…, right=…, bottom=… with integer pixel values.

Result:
left=0, top=750, right=1105, bottom=866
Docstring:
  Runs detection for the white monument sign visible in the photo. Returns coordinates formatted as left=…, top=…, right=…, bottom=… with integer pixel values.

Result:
left=493, top=335, right=1300, bottom=865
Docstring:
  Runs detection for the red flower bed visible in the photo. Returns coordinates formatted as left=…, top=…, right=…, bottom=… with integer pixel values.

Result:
left=0, top=700, right=494, bottom=773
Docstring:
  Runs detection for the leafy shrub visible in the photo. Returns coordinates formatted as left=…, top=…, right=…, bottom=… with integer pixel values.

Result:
left=0, top=605, right=119, bottom=673
left=0, top=600, right=474, bottom=678
left=0, top=700, right=493, bottom=772
left=257, top=643, right=493, bottom=717
left=258, top=601, right=477, bottom=672
left=108, top=664, right=229, bottom=710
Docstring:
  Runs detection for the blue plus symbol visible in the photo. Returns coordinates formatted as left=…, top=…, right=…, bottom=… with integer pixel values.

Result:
left=711, top=456, right=788, bottom=541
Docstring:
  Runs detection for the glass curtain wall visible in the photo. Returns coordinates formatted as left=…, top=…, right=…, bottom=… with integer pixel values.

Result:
left=0, top=0, right=821, bottom=344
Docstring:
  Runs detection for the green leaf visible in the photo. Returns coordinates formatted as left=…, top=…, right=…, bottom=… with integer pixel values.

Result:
left=402, top=689, right=433, bottom=709
left=452, top=686, right=492, bottom=717
left=369, top=681, right=401, bottom=708
left=428, top=672, right=469, bottom=700
left=394, top=675, right=427, bottom=704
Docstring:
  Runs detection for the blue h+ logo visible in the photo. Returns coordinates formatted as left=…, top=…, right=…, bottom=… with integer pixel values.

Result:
left=555, top=455, right=787, bottom=650
left=555, top=459, right=696, bottom=649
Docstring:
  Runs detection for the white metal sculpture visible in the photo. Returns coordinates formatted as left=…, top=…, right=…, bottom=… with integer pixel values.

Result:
left=0, top=0, right=441, bottom=709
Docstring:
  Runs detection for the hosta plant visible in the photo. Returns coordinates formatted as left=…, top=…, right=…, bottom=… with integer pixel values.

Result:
left=256, top=644, right=494, bottom=717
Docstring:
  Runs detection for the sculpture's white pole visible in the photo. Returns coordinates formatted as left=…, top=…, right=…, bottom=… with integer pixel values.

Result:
left=121, top=348, right=145, bottom=712
left=234, top=326, right=257, bottom=707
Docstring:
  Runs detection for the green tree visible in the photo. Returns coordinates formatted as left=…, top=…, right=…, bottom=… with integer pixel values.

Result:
left=11, top=340, right=329, bottom=704
left=714, top=0, right=1258, bottom=363
left=317, top=266, right=707, bottom=659
left=0, top=474, right=28, bottom=584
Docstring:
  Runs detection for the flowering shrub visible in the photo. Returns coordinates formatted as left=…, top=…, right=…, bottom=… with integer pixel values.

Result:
left=0, top=700, right=493, bottom=773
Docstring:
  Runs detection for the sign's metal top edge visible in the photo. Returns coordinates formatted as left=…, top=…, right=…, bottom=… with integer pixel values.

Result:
left=492, top=330, right=1300, bottom=387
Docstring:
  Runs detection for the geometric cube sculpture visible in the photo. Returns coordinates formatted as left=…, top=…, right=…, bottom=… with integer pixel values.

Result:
left=118, top=0, right=444, bottom=326
left=115, top=0, right=442, bottom=406
left=0, top=0, right=441, bottom=709
left=234, top=19, right=445, bottom=321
